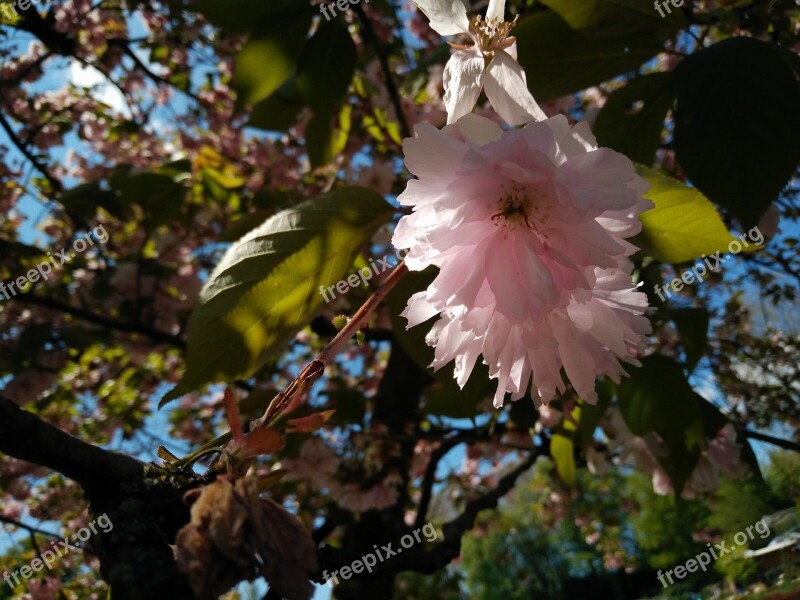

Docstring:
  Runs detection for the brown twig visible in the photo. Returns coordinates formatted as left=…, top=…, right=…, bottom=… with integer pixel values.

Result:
left=251, top=262, right=409, bottom=431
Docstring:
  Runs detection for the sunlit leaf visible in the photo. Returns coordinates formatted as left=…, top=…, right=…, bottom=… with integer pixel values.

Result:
left=162, top=188, right=393, bottom=403
left=634, top=166, right=739, bottom=263
left=551, top=434, right=576, bottom=485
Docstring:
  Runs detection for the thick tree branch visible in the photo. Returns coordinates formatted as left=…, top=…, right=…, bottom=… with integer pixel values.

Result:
left=0, top=395, right=197, bottom=598
left=0, top=395, right=141, bottom=493
left=417, top=449, right=541, bottom=573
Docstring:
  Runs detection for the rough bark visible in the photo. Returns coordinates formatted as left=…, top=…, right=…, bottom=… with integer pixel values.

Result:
left=0, top=395, right=200, bottom=599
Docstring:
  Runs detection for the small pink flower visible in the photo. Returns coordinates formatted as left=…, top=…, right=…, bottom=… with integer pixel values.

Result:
left=393, top=114, right=652, bottom=407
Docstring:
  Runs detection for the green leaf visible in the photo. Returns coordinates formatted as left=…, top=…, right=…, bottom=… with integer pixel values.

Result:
left=619, top=355, right=704, bottom=494
left=194, top=0, right=311, bottom=33
left=611, top=0, right=687, bottom=29
left=247, top=79, right=306, bottom=132
left=60, top=181, right=127, bottom=221
left=634, top=166, right=739, bottom=263
left=669, top=307, right=709, bottom=371
left=672, top=37, right=800, bottom=229
left=306, top=105, right=352, bottom=169
left=110, top=170, right=186, bottom=229
left=594, top=72, right=675, bottom=164
left=326, top=388, right=367, bottom=425
left=162, top=188, right=393, bottom=403
left=540, top=0, right=686, bottom=38
left=515, top=10, right=673, bottom=100
left=233, top=12, right=311, bottom=109
left=551, top=434, right=576, bottom=485
left=296, top=21, right=357, bottom=115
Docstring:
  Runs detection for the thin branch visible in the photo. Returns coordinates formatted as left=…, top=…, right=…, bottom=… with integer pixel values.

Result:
left=0, top=110, right=62, bottom=193
left=415, top=437, right=462, bottom=529
left=12, top=293, right=186, bottom=348
left=352, top=2, right=412, bottom=139
left=119, top=43, right=201, bottom=103
left=0, top=516, right=61, bottom=540
left=742, top=429, right=800, bottom=453
left=316, top=449, right=541, bottom=580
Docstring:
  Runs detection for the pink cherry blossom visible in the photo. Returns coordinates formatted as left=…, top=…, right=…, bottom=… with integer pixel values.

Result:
left=393, top=114, right=652, bottom=406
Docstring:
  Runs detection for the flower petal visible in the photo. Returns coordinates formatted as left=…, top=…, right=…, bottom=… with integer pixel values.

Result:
left=443, top=50, right=486, bottom=124
left=485, top=0, right=506, bottom=23
left=411, top=0, right=470, bottom=36
left=456, top=113, right=503, bottom=145
left=484, top=50, right=547, bottom=125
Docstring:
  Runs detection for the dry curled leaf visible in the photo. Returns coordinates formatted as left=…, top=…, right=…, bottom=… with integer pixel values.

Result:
left=176, top=476, right=317, bottom=600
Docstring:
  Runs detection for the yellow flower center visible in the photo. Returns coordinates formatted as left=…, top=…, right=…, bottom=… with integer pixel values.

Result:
left=470, top=14, right=518, bottom=56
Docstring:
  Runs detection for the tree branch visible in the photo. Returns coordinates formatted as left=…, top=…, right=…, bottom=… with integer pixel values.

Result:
left=12, top=293, right=186, bottom=349
left=352, top=2, right=412, bottom=139
left=316, top=449, right=540, bottom=581
left=0, top=110, right=62, bottom=193
left=414, top=437, right=462, bottom=529
left=0, top=395, right=197, bottom=598
left=742, top=429, right=800, bottom=453
left=0, top=395, right=142, bottom=493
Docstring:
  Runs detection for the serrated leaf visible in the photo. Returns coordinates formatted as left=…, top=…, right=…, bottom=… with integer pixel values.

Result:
left=162, top=188, right=393, bottom=404
left=673, top=37, right=800, bottom=229
left=515, top=10, right=673, bottom=100
left=594, top=72, right=675, bottom=164
left=634, top=166, right=739, bottom=263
